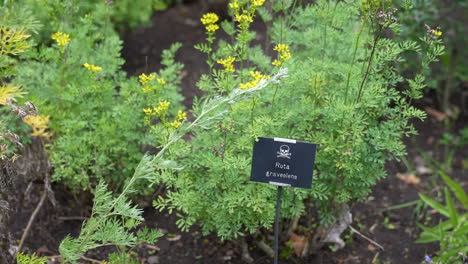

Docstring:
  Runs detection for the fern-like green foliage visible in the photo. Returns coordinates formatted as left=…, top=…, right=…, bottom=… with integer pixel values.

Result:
left=59, top=156, right=162, bottom=263
left=6, top=0, right=184, bottom=192
left=150, top=0, right=444, bottom=240
left=16, top=252, right=47, bottom=264
left=59, top=70, right=288, bottom=262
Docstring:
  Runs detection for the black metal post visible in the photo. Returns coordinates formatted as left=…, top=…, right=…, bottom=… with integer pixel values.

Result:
left=274, top=186, right=283, bottom=264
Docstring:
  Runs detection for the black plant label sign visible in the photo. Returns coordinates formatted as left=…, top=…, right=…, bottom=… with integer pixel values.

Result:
left=250, top=137, right=317, bottom=189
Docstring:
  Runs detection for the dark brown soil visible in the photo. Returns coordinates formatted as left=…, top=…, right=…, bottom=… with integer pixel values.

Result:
left=7, top=1, right=468, bottom=264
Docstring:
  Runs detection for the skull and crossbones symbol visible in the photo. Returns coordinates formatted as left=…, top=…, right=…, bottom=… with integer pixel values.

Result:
left=277, top=145, right=292, bottom=159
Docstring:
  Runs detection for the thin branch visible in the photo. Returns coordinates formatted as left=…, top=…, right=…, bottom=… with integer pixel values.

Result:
left=349, top=225, right=384, bottom=251
left=17, top=187, right=47, bottom=254
left=58, top=216, right=88, bottom=221
left=80, top=255, right=103, bottom=263
left=255, top=240, right=275, bottom=257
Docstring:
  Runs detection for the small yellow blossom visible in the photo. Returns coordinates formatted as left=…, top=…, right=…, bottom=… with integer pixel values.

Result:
left=23, top=115, right=52, bottom=138
left=217, top=56, right=236, bottom=72
left=157, top=78, right=166, bottom=84
left=250, top=71, right=270, bottom=81
left=235, top=14, right=253, bottom=24
left=272, top=43, right=291, bottom=66
left=229, top=0, right=239, bottom=10
left=139, top=73, right=156, bottom=85
left=158, top=100, right=170, bottom=111
left=434, top=30, right=442, bottom=36
left=142, top=86, right=152, bottom=93
left=206, top=24, right=220, bottom=32
left=239, top=71, right=270, bottom=89
left=252, top=0, right=266, bottom=7
left=51, top=32, right=70, bottom=46
left=200, top=13, right=219, bottom=25
left=239, top=81, right=256, bottom=89
left=177, top=110, right=187, bottom=121
left=170, top=120, right=182, bottom=128
left=154, top=100, right=170, bottom=115
left=143, top=107, right=154, bottom=116
left=0, top=85, right=25, bottom=105
left=83, top=63, right=102, bottom=72
left=201, top=13, right=220, bottom=33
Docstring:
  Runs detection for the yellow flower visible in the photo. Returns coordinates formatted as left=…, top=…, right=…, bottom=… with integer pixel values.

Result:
left=139, top=73, right=156, bottom=85
left=239, top=81, right=257, bottom=89
left=170, top=120, right=182, bottom=128
left=141, top=86, right=152, bottom=93
left=235, top=14, right=253, bottom=24
left=217, top=56, right=236, bottom=72
left=272, top=43, right=291, bottom=66
left=177, top=110, right=187, bottom=121
left=229, top=0, right=239, bottom=10
left=143, top=107, right=154, bottom=116
left=0, top=85, right=25, bottom=105
left=51, top=32, right=70, bottom=46
left=206, top=24, right=220, bottom=32
left=274, top=44, right=289, bottom=53
left=83, top=63, right=102, bottom=72
left=252, top=0, right=266, bottom=6
left=200, top=13, right=219, bottom=25
left=201, top=13, right=220, bottom=33
left=158, top=100, right=170, bottom=111
left=154, top=100, right=170, bottom=115
left=157, top=78, right=166, bottom=84
left=23, top=115, right=52, bottom=138
left=434, top=30, right=442, bottom=36
left=239, top=71, right=270, bottom=89
left=250, top=71, right=270, bottom=81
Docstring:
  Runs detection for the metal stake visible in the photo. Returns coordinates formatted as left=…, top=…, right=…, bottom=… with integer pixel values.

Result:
left=274, top=186, right=283, bottom=264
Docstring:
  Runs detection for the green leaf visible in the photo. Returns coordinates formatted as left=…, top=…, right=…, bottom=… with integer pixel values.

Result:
left=440, top=171, right=468, bottom=209
left=419, top=193, right=449, bottom=217
left=453, top=223, right=468, bottom=237
left=16, top=252, right=47, bottom=264
left=436, top=245, right=468, bottom=263
left=445, top=188, right=459, bottom=228
left=415, top=223, right=442, bottom=243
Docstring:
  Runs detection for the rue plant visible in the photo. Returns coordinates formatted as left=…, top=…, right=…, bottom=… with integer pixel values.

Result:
left=150, top=0, right=444, bottom=255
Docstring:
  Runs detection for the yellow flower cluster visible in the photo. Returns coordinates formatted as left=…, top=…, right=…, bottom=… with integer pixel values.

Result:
left=170, top=110, right=187, bottom=128
left=252, top=0, right=266, bottom=7
left=51, top=32, right=70, bottom=46
left=200, top=13, right=220, bottom=33
left=235, top=14, right=253, bottom=24
left=206, top=24, right=220, bottom=32
left=83, top=63, right=102, bottom=72
left=23, top=115, right=52, bottom=138
left=239, top=71, right=270, bottom=89
left=144, top=100, right=171, bottom=117
left=229, top=0, right=239, bottom=10
left=272, top=44, right=291, bottom=66
left=434, top=29, right=442, bottom=36
left=139, top=73, right=156, bottom=85
left=139, top=73, right=166, bottom=93
left=0, top=85, right=25, bottom=105
left=217, top=56, right=236, bottom=72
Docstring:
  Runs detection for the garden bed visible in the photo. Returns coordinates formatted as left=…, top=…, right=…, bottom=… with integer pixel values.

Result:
left=7, top=1, right=467, bottom=263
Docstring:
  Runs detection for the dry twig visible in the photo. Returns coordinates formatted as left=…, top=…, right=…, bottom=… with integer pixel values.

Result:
left=16, top=187, right=47, bottom=254
left=349, top=225, right=384, bottom=251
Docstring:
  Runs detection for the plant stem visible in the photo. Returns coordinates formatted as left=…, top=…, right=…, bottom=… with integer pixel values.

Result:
left=356, top=26, right=382, bottom=103
left=250, top=96, right=257, bottom=126
left=344, top=23, right=364, bottom=104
